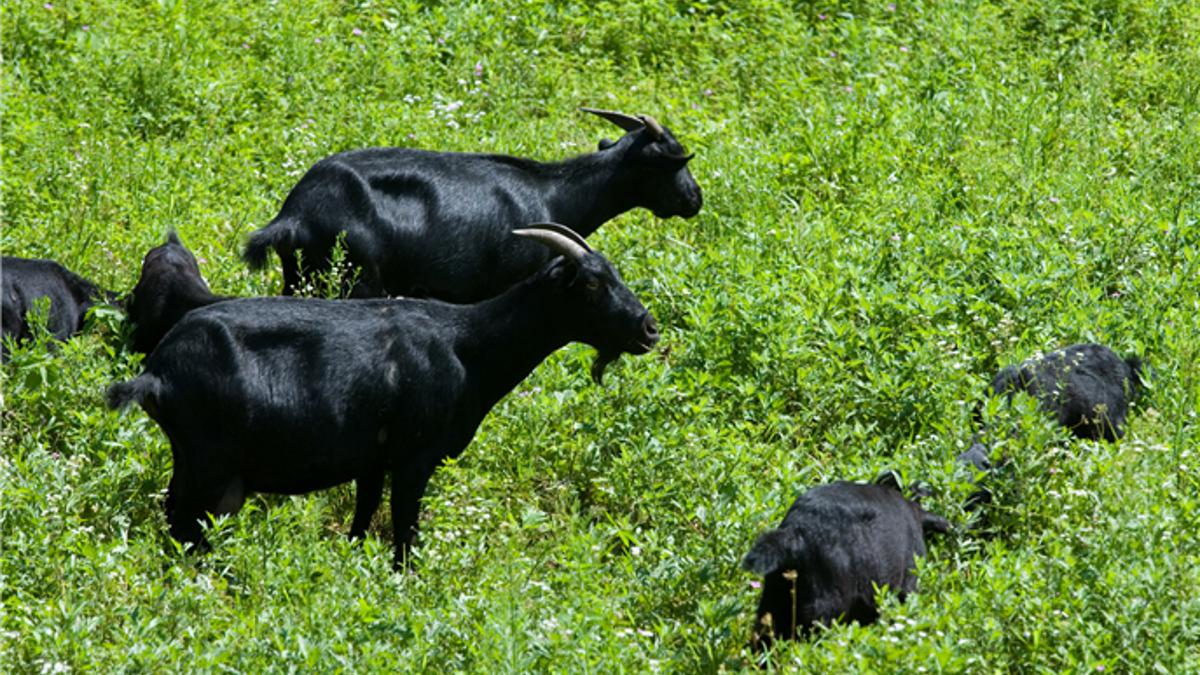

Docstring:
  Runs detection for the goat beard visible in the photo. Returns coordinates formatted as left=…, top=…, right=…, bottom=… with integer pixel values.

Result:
left=590, top=350, right=621, bottom=385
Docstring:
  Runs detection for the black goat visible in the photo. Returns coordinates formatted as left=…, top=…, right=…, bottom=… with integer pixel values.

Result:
left=742, top=474, right=949, bottom=647
left=126, top=231, right=229, bottom=354
left=244, top=108, right=702, bottom=300
left=983, top=343, right=1143, bottom=442
left=2, top=256, right=114, bottom=360
left=955, top=343, right=1143, bottom=515
left=107, top=224, right=658, bottom=565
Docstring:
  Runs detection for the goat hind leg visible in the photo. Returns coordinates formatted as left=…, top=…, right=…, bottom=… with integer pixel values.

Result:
left=349, top=472, right=384, bottom=540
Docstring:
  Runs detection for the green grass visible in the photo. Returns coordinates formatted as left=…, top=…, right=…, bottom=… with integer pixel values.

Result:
left=3, top=0, right=1199, bottom=671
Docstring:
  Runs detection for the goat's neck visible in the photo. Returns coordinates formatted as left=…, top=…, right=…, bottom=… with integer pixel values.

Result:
left=541, top=154, right=637, bottom=237
left=457, top=278, right=573, bottom=409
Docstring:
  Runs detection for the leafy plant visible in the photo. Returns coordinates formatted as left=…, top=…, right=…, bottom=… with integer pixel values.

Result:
left=2, top=0, right=1198, bottom=671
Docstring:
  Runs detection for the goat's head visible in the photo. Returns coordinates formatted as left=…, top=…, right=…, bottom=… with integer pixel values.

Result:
left=127, top=231, right=206, bottom=312
left=514, top=223, right=658, bottom=383
left=581, top=107, right=703, bottom=220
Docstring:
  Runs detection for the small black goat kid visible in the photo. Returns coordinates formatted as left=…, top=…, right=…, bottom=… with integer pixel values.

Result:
left=107, top=224, right=658, bottom=565
left=742, top=474, right=949, bottom=647
left=2, top=256, right=114, bottom=360
left=244, top=108, right=702, bottom=300
left=126, top=231, right=229, bottom=354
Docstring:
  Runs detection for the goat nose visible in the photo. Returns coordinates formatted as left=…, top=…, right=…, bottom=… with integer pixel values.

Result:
left=643, top=314, right=659, bottom=339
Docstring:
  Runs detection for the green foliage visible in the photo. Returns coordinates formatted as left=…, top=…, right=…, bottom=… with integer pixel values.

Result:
left=3, top=0, right=1199, bottom=671
left=293, top=233, right=363, bottom=299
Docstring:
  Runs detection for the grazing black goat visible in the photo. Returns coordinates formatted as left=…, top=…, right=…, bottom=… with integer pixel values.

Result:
left=955, top=343, right=1143, bottom=515
left=244, top=107, right=702, bottom=300
left=126, top=231, right=229, bottom=354
left=107, top=224, right=658, bottom=565
left=983, top=343, right=1143, bottom=442
left=742, top=474, right=949, bottom=647
left=2, top=256, right=114, bottom=360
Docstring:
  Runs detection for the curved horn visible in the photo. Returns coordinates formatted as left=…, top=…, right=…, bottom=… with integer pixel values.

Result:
left=638, top=114, right=665, bottom=140
left=527, top=222, right=592, bottom=251
left=579, top=107, right=645, bottom=132
left=513, top=222, right=591, bottom=262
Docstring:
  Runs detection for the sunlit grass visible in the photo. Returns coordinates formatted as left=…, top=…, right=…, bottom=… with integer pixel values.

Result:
left=3, top=0, right=1199, bottom=671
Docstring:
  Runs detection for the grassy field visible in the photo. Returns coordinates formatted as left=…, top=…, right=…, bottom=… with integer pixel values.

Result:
left=3, top=0, right=1199, bottom=671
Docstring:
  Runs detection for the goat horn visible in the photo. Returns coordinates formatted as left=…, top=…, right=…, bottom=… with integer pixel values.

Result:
left=514, top=222, right=591, bottom=262
left=638, top=114, right=665, bottom=140
left=579, top=107, right=645, bottom=132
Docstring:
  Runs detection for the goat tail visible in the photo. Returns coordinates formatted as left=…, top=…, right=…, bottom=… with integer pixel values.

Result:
left=243, top=218, right=295, bottom=270
left=106, top=373, right=162, bottom=411
left=742, top=528, right=805, bottom=576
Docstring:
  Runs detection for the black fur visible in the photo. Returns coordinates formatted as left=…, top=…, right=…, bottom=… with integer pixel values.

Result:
left=2, top=256, right=114, bottom=360
left=957, top=343, right=1144, bottom=516
left=108, top=230, right=658, bottom=566
left=244, top=116, right=702, bottom=300
left=988, top=343, right=1142, bottom=442
left=742, top=480, right=949, bottom=647
left=126, top=232, right=230, bottom=354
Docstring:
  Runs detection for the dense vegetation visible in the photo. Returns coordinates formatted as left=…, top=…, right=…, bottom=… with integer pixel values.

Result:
left=3, top=0, right=1198, bottom=670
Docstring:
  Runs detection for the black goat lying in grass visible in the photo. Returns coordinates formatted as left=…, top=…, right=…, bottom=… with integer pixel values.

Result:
left=126, top=232, right=229, bottom=354
left=244, top=107, right=702, bottom=300
left=108, top=224, right=658, bottom=566
left=742, top=473, right=949, bottom=648
left=2, top=256, right=115, bottom=360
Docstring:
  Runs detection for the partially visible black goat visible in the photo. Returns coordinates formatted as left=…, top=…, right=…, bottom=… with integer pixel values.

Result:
left=126, top=231, right=229, bottom=354
left=108, top=224, right=658, bottom=565
left=983, top=343, right=1142, bottom=442
left=2, top=256, right=114, bottom=360
left=244, top=107, right=702, bottom=300
left=742, top=473, right=949, bottom=647
left=956, top=343, right=1144, bottom=514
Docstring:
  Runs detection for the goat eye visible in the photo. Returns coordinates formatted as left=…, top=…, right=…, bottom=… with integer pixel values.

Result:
left=586, top=280, right=602, bottom=291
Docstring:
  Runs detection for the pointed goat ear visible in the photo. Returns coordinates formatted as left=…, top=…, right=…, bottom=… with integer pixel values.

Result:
left=742, top=528, right=804, bottom=575
left=657, top=152, right=693, bottom=169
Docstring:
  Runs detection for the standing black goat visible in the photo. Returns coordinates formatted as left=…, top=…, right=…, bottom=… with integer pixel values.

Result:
left=2, top=256, right=114, bottom=360
left=108, top=224, right=658, bottom=565
left=126, top=231, right=229, bottom=354
left=742, top=474, right=949, bottom=647
left=243, top=108, right=702, bottom=300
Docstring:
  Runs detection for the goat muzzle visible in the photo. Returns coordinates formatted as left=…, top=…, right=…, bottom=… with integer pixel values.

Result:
left=632, top=314, right=659, bottom=353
